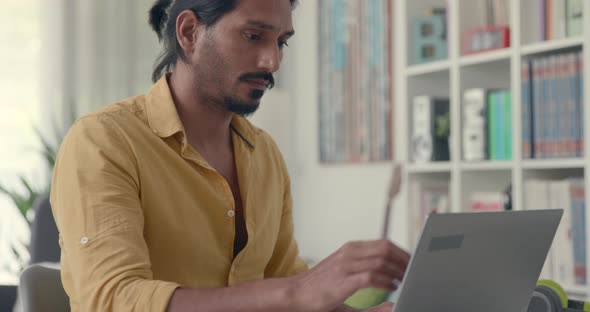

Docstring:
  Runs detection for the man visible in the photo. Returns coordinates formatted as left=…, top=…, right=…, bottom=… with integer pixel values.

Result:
left=50, top=0, right=409, bottom=311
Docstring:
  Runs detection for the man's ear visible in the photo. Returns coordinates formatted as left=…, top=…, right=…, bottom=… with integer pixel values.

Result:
left=176, top=10, right=204, bottom=57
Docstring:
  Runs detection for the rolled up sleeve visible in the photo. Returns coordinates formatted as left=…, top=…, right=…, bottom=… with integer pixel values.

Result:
left=50, top=114, right=180, bottom=311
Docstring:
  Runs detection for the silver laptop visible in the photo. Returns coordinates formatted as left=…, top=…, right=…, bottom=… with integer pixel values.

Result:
left=394, top=209, right=563, bottom=312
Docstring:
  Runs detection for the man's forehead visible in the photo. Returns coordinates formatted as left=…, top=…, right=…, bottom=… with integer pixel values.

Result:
left=245, top=20, right=295, bottom=37
left=231, top=0, right=294, bottom=33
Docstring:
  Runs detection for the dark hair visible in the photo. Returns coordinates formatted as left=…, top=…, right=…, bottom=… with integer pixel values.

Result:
left=149, top=0, right=299, bottom=82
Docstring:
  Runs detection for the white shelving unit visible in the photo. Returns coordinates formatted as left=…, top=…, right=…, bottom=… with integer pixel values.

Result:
left=395, top=0, right=590, bottom=299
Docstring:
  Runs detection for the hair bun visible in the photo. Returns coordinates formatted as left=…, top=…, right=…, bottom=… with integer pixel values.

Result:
left=149, top=0, right=173, bottom=40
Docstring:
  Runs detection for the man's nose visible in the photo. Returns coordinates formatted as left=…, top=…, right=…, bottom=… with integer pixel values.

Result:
left=257, top=45, right=281, bottom=73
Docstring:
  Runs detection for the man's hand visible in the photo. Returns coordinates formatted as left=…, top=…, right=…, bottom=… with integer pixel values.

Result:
left=289, top=239, right=409, bottom=312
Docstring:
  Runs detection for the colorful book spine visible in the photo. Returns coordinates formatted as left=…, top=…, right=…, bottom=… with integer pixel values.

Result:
left=533, top=58, right=543, bottom=158
left=548, top=55, right=557, bottom=158
left=319, top=0, right=392, bottom=163
left=488, top=92, right=498, bottom=160
left=569, top=179, right=586, bottom=285
left=503, top=90, right=512, bottom=160
left=576, top=51, right=584, bottom=156
left=496, top=91, right=504, bottom=160
left=522, top=61, right=531, bottom=159
left=568, top=53, right=577, bottom=157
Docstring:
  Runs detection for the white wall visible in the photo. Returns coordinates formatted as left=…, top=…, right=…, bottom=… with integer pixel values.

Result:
left=41, top=0, right=161, bottom=121
left=276, top=1, right=410, bottom=262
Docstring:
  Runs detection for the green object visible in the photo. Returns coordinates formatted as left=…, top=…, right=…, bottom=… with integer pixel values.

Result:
left=538, top=279, right=568, bottom=308
left=344, top=288, right=390, bottom=309
left=0, top=105, right=77, bottom=221
left=503, top=91, right=512, bottom=160
left=488, top=92, right=497, bottom=160
left=537, top=279, right=590, bottom=311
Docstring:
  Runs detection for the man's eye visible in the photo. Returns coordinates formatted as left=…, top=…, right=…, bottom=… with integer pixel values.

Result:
left=245, top=33, right=261, bottom=41
left=279, top=41, right=289, bottom=49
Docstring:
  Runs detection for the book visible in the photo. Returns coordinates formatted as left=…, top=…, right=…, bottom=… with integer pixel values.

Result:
left=566, top=0, right=583, bottom=37
left=522, top=61, right=532, bottom=159
left=408, top=180, right=450, bottom=248
left=525, top=178, right=587, bottom=285
left=525, top=179, right=553, bottom=279
left=488, top=92, right=498, bottom=160
left=411, top=96, right=450, bottom=162
left=318, top=0, right=393, bottom=163
left=462, top=88, right=488, bottom=161
left=503, top=90, right=512, bottom=160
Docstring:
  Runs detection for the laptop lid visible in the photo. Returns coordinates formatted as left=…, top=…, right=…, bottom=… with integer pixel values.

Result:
left=394, top=209, right=563, bottom=312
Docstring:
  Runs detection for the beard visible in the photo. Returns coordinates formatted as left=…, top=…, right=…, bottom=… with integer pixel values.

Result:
left=223, top=89, right=263, bottom=117
left=194, top=29, right=272, bottom=117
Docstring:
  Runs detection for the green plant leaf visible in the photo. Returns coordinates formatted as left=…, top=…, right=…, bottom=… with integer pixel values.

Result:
left=0, top=183, right=29, bottom=219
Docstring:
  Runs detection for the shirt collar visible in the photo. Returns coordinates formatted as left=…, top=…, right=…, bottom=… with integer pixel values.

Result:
left=146, top=74, right=258, bottom=149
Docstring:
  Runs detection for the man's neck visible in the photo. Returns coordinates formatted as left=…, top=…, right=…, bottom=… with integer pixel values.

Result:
left=168, top=70, right=233, bottom=151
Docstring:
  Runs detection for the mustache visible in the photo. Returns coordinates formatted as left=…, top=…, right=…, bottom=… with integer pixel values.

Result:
left=239, top=72, right=275, bottom=89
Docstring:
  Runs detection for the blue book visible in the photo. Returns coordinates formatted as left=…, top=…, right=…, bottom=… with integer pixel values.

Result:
left=522, top=62, right=531, bottom=159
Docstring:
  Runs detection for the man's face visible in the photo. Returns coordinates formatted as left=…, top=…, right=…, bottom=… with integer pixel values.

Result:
left=190, top=0, right=294, bottom=116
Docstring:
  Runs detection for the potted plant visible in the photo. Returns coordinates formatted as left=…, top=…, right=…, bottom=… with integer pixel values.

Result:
left=0, top=107, right=76, bottom=281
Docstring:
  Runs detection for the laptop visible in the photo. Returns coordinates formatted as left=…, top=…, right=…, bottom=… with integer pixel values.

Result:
left=393, top=209, right=563, bottom=312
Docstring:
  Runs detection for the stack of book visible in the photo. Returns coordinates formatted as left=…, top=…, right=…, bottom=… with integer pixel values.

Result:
left=462, top=88, right=512, bottom=161
left=318, top=0, right=393, bottom=163
left=522, top=51, right=584, bottom=159
left=523, top=0, right=583, bottom=42
left=525, top=178, right=586, bottom=285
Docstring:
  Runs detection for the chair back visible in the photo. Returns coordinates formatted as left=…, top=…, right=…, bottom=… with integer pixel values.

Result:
left=18, top=263, right=69, bottom=312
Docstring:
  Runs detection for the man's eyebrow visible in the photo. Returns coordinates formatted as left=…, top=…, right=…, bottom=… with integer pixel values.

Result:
left=245, top=20, right=295, bottom=37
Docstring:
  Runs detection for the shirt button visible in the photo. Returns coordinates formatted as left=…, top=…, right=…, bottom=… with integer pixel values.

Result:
left=80, top=237, right=89, bottom=245
left=228, top=210, right=235, bottom=218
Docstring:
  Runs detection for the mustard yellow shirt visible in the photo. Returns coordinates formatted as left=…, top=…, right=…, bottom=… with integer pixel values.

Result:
left=50, top=76, right=308, bottom=311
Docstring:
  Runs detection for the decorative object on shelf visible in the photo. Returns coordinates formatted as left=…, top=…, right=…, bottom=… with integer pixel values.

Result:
left=318, top=0, right=393, bottom=163
left=412, top=13, right=447, bottom=64
left=407, top=179, right=450, bottom=248
left=463, top=88, right=488, bottom=161
left=462, top=25, right=510, bottom=55
left=411, top=96, right=450, bottom=163
left=527, top=279, right=590, bottom=311
left=469, top=191, right=506, bottom=212
left=468, top=184, right=512, bottom=212
left=381, top=163, right=402, bottom=239
left=566, top=0, right=584, bottom=37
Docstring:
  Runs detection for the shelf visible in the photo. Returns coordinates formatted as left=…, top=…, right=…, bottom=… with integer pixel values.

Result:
left=521, top=159, right=586, bottom=170
left=564, top=284, right=588, bottom=297
left=520, top=36, right=584, bottom=56
left=459, top=48, right=512, bottom=67
left=460, top=161, right=513, bottom=171
left=406, top=60, right=450, bottom=77
left=407, top=162, right=452, bottom=173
